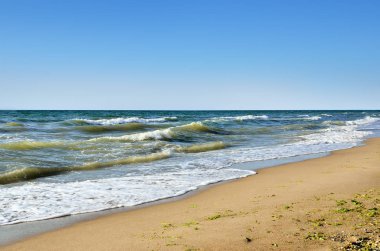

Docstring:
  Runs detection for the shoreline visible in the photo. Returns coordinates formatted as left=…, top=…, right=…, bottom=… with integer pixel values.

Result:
left=2, top=138, right=380, bottom=250
left=0, top=151, right=327, bottom=245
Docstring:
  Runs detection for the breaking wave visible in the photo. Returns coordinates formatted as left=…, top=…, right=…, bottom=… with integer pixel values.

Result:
left=90, top=122, right=218, bottom=142
left=300, top=116, right=380, bottom=145
left=0, top=141, right=70, bottom=151
left=177, top=141, right=226, bottom=153
left=297, top=115, right=321, bottom=121
left=76, top=123, right=147, bottom=133
left=208, top=115, right=268, bottom=122
left=0, top=151, right=171, bottom=185
left=71, top=116, right=177, bottom=125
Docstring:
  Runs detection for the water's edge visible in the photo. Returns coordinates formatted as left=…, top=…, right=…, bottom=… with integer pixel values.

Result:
left=0, top=149, right=342, bottom=246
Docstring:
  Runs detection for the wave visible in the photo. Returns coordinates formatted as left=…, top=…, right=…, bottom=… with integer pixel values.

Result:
left=0, top=140, right=228, bottom=184
left=322, top=121, right=346, bottom=126
left=207, top=115, right=268, bottom=122
left=177, top=141, right=226, bottom=153
left=76, top=123, right=147, bottom=133
left=0, top=140, right=98, bottom=151
left=297, top=115, right=321, bottom=121
left=0, top=167, right=67, bottom=185
left=5, top=122, right=24, bottom=127
left=0, top=151, right=171, bottom=185
left=179, top=122, right=218, bottom=133
left=0, top=122, right=27, bottom=133
left=300, top=116, right=379, bottom=145
left=279, top=124, right=326, bottom=131
left=71, top=116, right=177, bottom=125
left=0, top=141, right=69, bottom=151
left=345, top=116, right=379, bottom=126
left=90, top=122, right=218, bottom=142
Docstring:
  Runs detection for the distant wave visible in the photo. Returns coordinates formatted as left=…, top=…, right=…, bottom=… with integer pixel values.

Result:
left=71, top=116, right=177, bottom=125
left=300, top=116, right=379, bottom=145
left=207, top=115, right=268, bottom=122
left=0, top=141, right=78, bottom=151
left=0, top=140, right=97, bottom=151
left=76, top=123, right=147, bottom=133
left=345, top=116, right=379, bottom=126
left=297, top=115, right=321, bottom=121
left=5, top=122, right=24, bottom=127
left=0, top=122, right=27, bottom=133
left=90, top=122, right=218, bottom=142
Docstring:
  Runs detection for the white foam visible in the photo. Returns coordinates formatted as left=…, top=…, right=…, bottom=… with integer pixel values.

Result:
left=345, top=116, right=378, bottom=126
left=297, top=115, right=321, bottom=120
left=0, top=168, right=253, bottom=225
left=74, top=117, right=177, bottom=125
left=95, top=128, right=174, bottom=142
left=300, top=116, right=379, bottom=145
left=208, top=115, right=268, bottom=122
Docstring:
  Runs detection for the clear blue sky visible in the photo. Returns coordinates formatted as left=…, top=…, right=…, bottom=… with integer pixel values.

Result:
left=0, top=0, right=379, bottom=110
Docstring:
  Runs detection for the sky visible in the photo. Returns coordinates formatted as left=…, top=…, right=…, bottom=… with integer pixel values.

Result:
left=0, top=0, right=379, bottom=110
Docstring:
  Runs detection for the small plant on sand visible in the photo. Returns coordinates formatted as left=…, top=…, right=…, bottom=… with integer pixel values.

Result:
left=183, top=221, right=199, bottom=227
left=366, top=207, right=378, bottom=217
left=336, top=207, right=351, bottom=213
left=305, top=232, right=327, bottom=241
left=309, top=218, right=325, bottom=227
left=207, top=210, right=236, bottom=220
left=344, top=236, right=380, bottom=250
left=165, top=240, right=177, bottom=247
left=336, top=200, right=347, bottom=206
left=161, top=223, right=175, bottom=229
left=355, top=193, right=372, bottom=199
left=350, top=199, right=363, bottom=206
left=185, top=248, right=200, bottom=251
left=208, top=214, right=221, bottom=220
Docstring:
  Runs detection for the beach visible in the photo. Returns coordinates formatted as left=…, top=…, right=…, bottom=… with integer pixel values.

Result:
left=2, top=0, right=379, bottom=249
left=2, top=138, right=379, bottom=250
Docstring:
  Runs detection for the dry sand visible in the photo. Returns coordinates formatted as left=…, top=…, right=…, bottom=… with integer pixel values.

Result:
left=2, top=138, right=380, bottom=250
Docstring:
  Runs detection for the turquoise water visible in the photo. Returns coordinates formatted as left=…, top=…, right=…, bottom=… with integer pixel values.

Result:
left=1, top=110, right=379, bottom=224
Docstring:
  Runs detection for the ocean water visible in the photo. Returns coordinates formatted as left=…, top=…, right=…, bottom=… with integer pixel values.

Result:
left=0, top=110, right=379, bottom=225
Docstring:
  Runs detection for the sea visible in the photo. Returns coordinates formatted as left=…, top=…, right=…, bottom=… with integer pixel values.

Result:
left=1, top=110, right=379, bottom=225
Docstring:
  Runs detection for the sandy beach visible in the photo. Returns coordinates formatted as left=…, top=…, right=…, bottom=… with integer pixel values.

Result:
left=2, top=0, right=379, bottom=249
left=2, top=138, right=380, bottom=250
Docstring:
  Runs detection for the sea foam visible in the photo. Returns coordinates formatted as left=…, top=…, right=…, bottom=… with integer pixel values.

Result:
left=208, top=115, right=269, bottom=122
left=72, top=116, right=177, bottom=125
left=0, top=168, right=254, bottom=225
